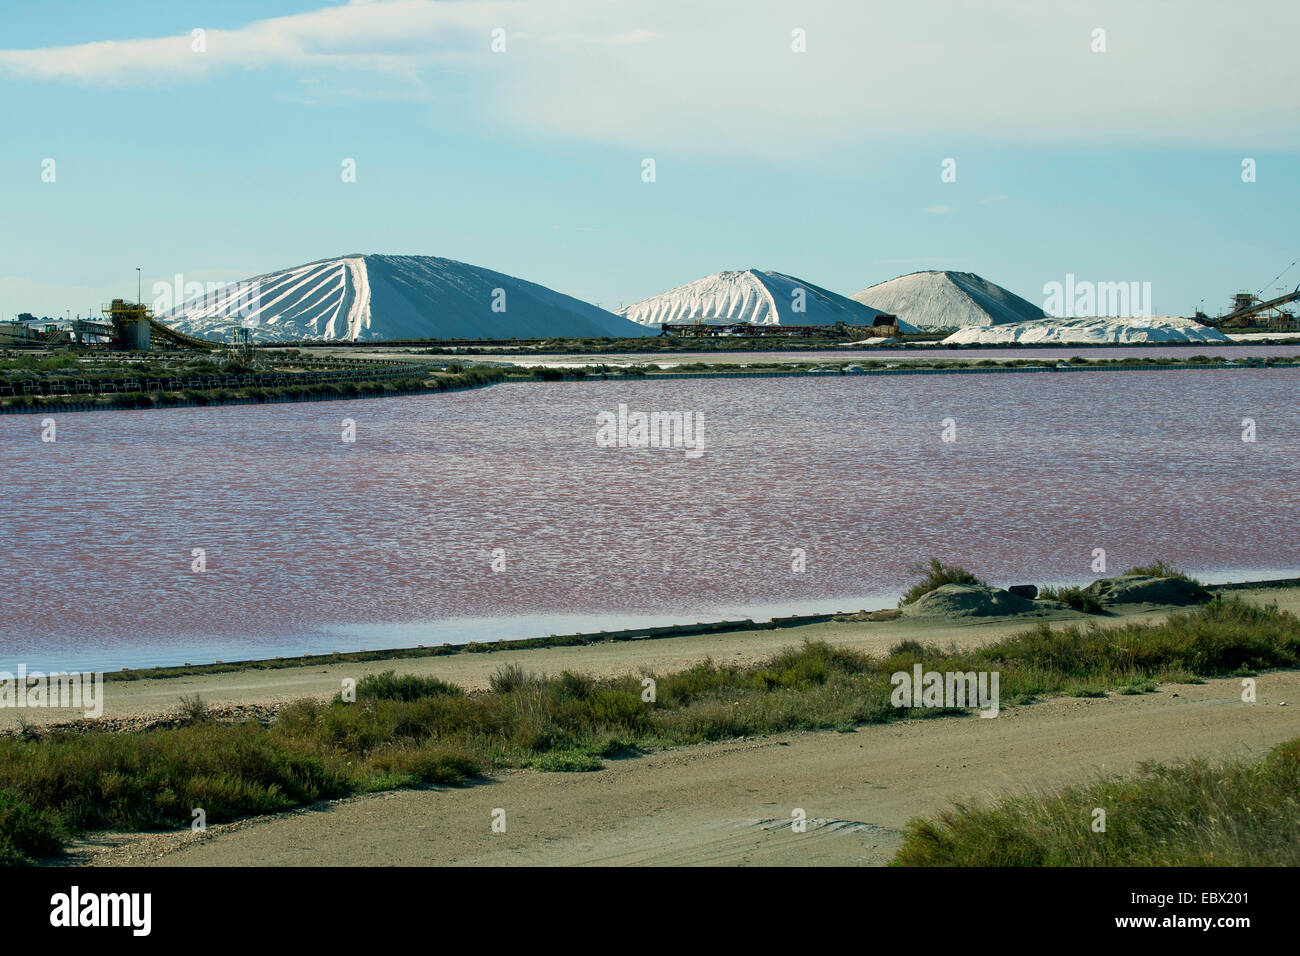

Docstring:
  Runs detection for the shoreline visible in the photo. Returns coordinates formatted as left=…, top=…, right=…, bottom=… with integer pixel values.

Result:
left=4, top=354, right=1299, bottom=416
left=6, top=579, right=1299, bottom=731
left=69, top=574, right=1300, bottom=684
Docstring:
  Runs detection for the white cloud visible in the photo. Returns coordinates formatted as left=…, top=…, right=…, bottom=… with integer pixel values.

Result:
left=926, top=205, right=954, bottom=215
left=2, top=0, right=1297, bottom=161
left=0, top=0, right=473, bottom=85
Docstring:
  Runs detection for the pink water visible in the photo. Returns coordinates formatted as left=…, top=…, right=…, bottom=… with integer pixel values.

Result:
left=3, top=368, right=1298, bottom=669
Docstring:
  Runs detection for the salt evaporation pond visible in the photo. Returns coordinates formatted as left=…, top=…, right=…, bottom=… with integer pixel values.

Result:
left=2, top=368, right=1298, bottom=670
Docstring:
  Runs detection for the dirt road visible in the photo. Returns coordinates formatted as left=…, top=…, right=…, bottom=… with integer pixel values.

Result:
left=70, top=668, right=1299, bottom=867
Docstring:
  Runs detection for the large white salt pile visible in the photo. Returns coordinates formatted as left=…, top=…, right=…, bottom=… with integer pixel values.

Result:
left=851, top=271, right=1044, bottom=329
left=158, top=254, right=653, bottom=342
left=942, top=316, right=1231, bottom=345
left=619, top=269, right=912, bottom=331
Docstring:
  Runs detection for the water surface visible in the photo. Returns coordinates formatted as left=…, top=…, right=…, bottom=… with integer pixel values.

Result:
left=2, top=369, right=1297, bottom=670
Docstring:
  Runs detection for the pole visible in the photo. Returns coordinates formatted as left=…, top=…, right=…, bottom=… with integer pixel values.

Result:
left=137, top=268, right=142, bottom=306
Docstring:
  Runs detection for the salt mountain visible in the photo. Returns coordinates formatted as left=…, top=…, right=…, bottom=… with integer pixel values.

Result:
left=851, top=270, right=1045, bottom=329
left=619, top=269, right=908, bottom=330
left=159, top=254, right=653, bottom=342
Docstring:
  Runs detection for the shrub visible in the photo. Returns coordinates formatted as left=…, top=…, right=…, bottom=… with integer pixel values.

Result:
left=0, top=791, right=66, bottom=865
left=1124, top=559, right=1197, bottom=583
left=889, top=639, right=927, bottom=656
left=39, top=353, right=79, bottom=371
left=899, top=559, right=986, bottom=606
left=1039, top=585, right=1105, bottom=614
left=557, top=670, right=596, bottom=700
left=177, top=694, right=210, bottom=724
left=355, top=670, right=463, bottom=702
left=489, top=662, right=540, bottom=694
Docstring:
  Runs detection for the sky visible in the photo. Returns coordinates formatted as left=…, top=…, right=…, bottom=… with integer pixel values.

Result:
left=1, top=0, right=1297, bottom=321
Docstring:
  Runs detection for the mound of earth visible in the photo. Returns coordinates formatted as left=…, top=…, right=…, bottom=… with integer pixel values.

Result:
left=901, top=583, right=1039, bottom=618
left=1084, top=575, right=1212, bottom=607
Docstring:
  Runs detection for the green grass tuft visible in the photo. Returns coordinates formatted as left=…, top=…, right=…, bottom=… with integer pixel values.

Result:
left=530, top=752, right=604, bottom=772
left=894, top=737, right=1300, bottom=866
left=1123, top=559, right=1199, bottom=583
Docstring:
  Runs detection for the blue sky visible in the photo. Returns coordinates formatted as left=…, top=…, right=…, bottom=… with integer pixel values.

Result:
left=1, top=0, right=1297, bottom=320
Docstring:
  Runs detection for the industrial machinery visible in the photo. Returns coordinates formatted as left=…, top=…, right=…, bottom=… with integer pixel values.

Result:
left=95, top=299, right=215, bottom=351
left=1200, top=286, right=1300, bottom=330
left=1196, top=259, right=1300, bottom=330
left=2, top=302, right=216, bottom=352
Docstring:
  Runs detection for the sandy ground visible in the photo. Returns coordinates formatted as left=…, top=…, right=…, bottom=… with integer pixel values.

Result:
left=65, top=669, right=1299, bottom=867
